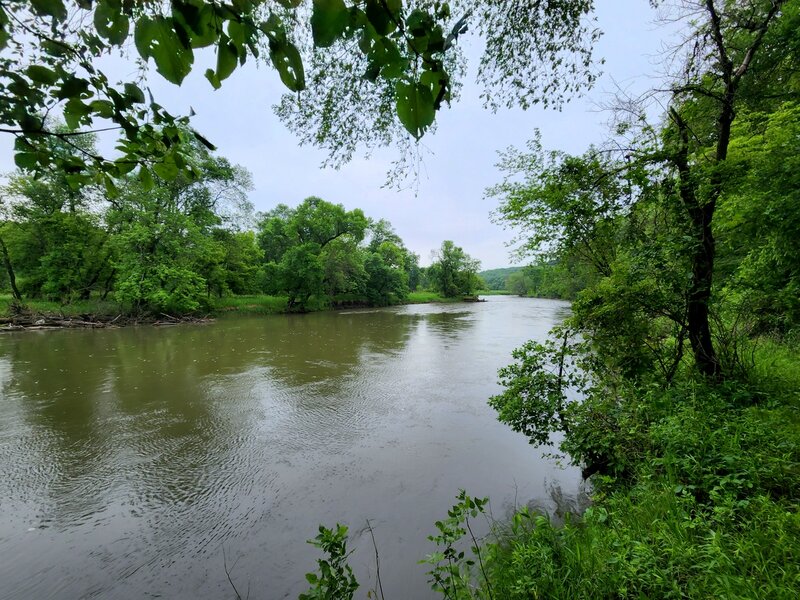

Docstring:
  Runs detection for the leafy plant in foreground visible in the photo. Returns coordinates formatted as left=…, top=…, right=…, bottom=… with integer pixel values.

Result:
left=422, top=490, right=493, bottom=600
left=300, top=524, right=359, bottom=600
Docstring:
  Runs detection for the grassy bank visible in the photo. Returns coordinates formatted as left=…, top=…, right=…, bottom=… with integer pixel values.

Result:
left=444, top=339, right=800, bottom=599
left=0, top=291, right=480, bottom=324
left=0, top=295, right=125, bottom=319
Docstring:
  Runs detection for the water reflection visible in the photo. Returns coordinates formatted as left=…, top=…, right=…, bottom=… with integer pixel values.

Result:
left=0, top=297, right=576, bottom=599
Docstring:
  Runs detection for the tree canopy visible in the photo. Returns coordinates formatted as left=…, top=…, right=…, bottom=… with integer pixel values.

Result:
left=428, top=240, right=480, bottom=297
left=492, top=0, right=800, bottom=380
left=0, top=0, right=598, bottom=185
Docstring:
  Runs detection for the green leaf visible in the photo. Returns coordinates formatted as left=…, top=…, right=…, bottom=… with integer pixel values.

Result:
left=0, top=8, right=10, bottom=50
left=395, top=81, right=435, bottom=139
left=153, top=156, right=179, bottom=180
left=216, top=39, right=238, bottom=84
left=421, top=69, right=449, bottom=107
left=138, top=167, right=155, bottom=191
left=204, top=68, right=221, bottom=90
left=366, top=0, right=397, bottom=35
left=30, top=0, right=67, bottom=20
left=123, top=83, right=146, bottom=104
left=57, top=76, right=90, bottom=100
left=269, top=40, right=305, bottom=92
left=65, top=172, right=92, bottom=190
left=14, top=152, right=39, bottom=170
left=94, top=1, right=130, bottom=46
left=376, top=38, right=406, bottom=79
left=103, top=174, right=119, bottom=198
left=172, top=1, right=219, bottom=48
left=26, top=65, right=59, bottom=85
left=311, top=0, right=349, bottom=48
left=112, top=159, right=138, bottom=176
left=134, top=16, right=156, bottom=59
left=149, top=17, right=194, bottom=85
left=63, top=98, right=92, bottom=129
left=89, top=99, right=115, bottom=118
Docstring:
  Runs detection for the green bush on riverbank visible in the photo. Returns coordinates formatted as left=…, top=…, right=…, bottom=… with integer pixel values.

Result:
left=437, top=340, right=800, bottom=599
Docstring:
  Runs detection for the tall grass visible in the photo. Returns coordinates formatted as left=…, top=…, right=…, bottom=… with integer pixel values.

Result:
left=0, top=294, right=124, bottom=317
left=456, top=343, right=800, bottom=599
left=406, top=291, right=463, bottom=304
left=213, top=295, right=289, bottom=315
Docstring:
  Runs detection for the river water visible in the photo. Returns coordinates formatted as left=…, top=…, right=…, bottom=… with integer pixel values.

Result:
left=0, top=296, right=580, bottom=599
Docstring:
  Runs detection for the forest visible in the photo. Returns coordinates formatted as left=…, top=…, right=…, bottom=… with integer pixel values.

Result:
left=0, top=134, right=483, bottom=317
left=1, top=0, right=799, bottom=598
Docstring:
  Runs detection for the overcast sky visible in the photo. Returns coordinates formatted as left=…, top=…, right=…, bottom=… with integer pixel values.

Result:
left=2, top=1, right=677, bottom=269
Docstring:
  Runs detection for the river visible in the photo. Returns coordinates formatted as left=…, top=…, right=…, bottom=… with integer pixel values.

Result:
left=0, top=296, right=581, bottom=599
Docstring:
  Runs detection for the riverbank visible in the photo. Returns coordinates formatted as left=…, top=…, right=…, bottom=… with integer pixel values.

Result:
left=430, top=338, right=800, bottom=598
left=0, top=291, right=496, bottom=330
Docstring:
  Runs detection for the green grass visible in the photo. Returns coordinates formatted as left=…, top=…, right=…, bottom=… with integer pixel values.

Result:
left=406, top=291, right=464, bottom=304
left=212, top=294, right=289, bottom=315
left=457, top=343, right=800, bottom=599
left=475, top=289, right=514, bottom=296
left=0, top=294, right=124, bottom=318
left=481, top=480, right=799, bottom=599
left=1, top=289, right=504, bottom=322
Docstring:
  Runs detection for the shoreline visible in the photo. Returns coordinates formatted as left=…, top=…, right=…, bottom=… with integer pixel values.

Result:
left=0, top=293, right=508, bottom=332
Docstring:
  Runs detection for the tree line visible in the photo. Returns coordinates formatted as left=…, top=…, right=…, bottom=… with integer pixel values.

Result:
left=0, top=135, right=481, bottom=314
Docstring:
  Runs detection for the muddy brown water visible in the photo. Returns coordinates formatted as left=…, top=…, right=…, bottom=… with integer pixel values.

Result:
left=0, top=296, right=581, bottom=599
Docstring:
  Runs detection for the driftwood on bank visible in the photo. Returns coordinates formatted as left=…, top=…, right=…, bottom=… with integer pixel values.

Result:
left=0, top=313, right=213, bottom=331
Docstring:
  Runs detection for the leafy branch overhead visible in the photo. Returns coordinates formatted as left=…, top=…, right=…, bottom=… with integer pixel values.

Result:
left=0, top=0, right=598, bottom=185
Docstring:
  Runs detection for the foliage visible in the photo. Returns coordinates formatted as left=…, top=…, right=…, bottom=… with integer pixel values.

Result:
left=477, top=267, right=521, bottom=291
left=490, top=1, right=799, bottom=379
left=421, top=490, right=493, bottom=600
left=213, top=294, right=289, bottom=315
left=1, top=132, right=112, bottom=303
left=254, top=203, right=434, bottom=310
left=256, top=197, right=368, bottom=311
left=475, top=371, right=800, bottom=599
left=489, top=136, right=628, bottom=273
left=718, top=102, right=800, bottom=334
left=300, top=524, right=359, bottom=600
left=489, top=332, right=588, bottom=447
left=0, top=130, right=260, bottom=315
left=505, top=260, right=593, bottom=300
left=107, top=141, right=253, bottom=313
left=1, top=0, right=598, bottom=184
left=429, top=240, right=481, bottom=298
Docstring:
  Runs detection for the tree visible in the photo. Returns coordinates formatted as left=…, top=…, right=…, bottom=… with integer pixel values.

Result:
left=277, top=242, right=325, bottom=311
left=717, top=101, right=800, bottom=333
left=428, top=240, right=480, bottom=297
left=657, top=0, right=796, bottom=378
left=109, top=140, right=254, bottom=313
left=321, top=236, right=367, bottom=298
left=493, top=0, right=799, bottom=379
left=489, top=136, right=627, bottom=277
left=365, top=217, right=418, bottom=296
left=1, top=132, right=112, bottom=302
left=255, top=196, right=368, bottom=310
left=364, top=240, right=409, bottom=305
left=1, top=1, right=597, bottom=184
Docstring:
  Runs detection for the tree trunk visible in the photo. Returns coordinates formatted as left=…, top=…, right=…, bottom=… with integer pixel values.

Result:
left=686, top=205, right=720, bottom=379
left=101, top=268, right=116, bottom=300
left=669, top=108, right=722, bottom=379
left=0, top=235, right=22, bottom=301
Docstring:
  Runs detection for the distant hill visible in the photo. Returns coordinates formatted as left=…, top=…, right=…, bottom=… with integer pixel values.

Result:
left=478, top=267, right=523, bottom=290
